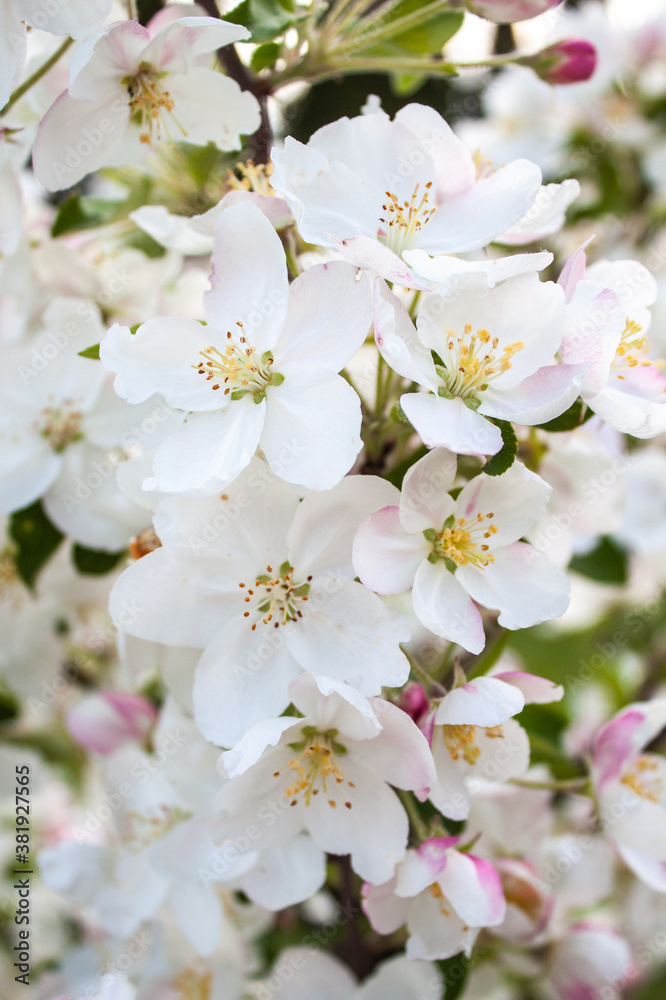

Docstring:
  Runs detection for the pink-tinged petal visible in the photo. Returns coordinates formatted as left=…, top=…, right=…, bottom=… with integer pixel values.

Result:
left=412, top=560, right=485, bottom=653
left=438, top=851, right=506, bottom=928
left=204, top=200, right=288, bottom=352
left=395, top=838, right=458, bottom=896
left=457, top=541, right=570, bottom=630
left=328, top=233, right=425, bottom=288
left=159, top=69, right=260, bottom=151
left=557, top=239, right=593, bottom=301
left=67, top=21, right=149, bottom=98
left=363, top=877, right=408, bottom=935
left=66, top=691, right=156, bottom=755
left=373, top=279, right=439, bottom=390
left=354, top=699, right=437, bottom=792
left=274, top=261, right=373, bottom=373
left=494, top=671, right=564, bottom=705
left=435, top=677, right=524, bottom=727
left=454, top=461, right=551, bottom=548
left=479, top=362, right=588, bottom=425
left=403, top=249, right=552, bottom=293
left=150, top=400, right=265, bottom=496
left=261, top=370, right=362, bottom=490
left=400, top=448, right=457, bottom=533
left=560, top=281, right=625, bottom=395
left=592, top=701, right=666, bottom=788
left=401, top=393, right=503, bottom=455
left=353, top=507, right=429, bottom=595
left=142, top=16, right=249, bottom=72
left=33, top=90, right=131, bottom=192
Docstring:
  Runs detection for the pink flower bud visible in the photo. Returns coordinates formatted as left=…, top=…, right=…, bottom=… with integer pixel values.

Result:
left=524, top=39, right=597, bottom=85
left=466, top=0, right=563, bottom=23
left=398, top=682, right=430, bottom=725
left=66, top=691, right=157, bottom=755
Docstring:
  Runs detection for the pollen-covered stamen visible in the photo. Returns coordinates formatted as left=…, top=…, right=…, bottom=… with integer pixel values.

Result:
left=126, top=61, right=186, bottom=145
left=613, top=318, right=664, bottom=380
left=171, top=968, right=212, bottom=1000
left=192, top=325, right=283, bottom=402
left=425, top=510, right=497, bottom=571
left=240, top=561, right=312, bottom=630
left=122, top=803, right=192, bottom=852
left=621, top=755, right=662, bottom=803
left=443, top=724, right=481, bottom=765
left=438, top=323, right=524, bottom=400
left=36, top=400, right=84, bottom=453
left=227, top=159, right=276, bottom=196
left=273, top=726, right=354, bottom=809
left=378, top=181, right=437, bottom=256
left=429, top=881, right=452, bottom=917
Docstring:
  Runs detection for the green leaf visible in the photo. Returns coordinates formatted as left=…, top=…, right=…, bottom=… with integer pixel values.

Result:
left=482, top=420, right=517, bottom=477
left=51, top=194, right=117, bottom=237
left=536, top=397, right=593, bottom=432
left=436, top=952, right=468, bottom=1000
left=569, top=536, right=628, bottom=585
left=78, top=344, right=100, bottom=360
left=9, top=501, right=64, bottom=588
left=223, top=0, right=296, bottom=42
left=251, top=41, right=281, bottom=72
left=72, top=545, right=125, bottom=576
left=357, top=4, right=464, bottom=58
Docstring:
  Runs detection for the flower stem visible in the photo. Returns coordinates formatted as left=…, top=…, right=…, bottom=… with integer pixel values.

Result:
left=1, top=37, right=74, bottom=117
left=465, top=627, right=510, bottom=680
left=510, top=776, right=591, bottom=793
left=399, top=789, right=432, bottom=841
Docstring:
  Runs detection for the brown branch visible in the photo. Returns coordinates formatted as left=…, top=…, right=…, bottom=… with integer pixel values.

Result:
left=199, top=0, right=274, bottom=162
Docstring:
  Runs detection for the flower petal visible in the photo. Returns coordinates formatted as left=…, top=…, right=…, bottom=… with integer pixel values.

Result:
left=412, top=560, right=485, bottom=653
left=353, top=506, right=429, bottom=595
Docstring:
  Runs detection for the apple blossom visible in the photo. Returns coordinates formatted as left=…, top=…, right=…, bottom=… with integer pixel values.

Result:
left=560, top=247, right=666, bottom=437
left=32, top=14, right=260, bottom=191
left=101, top=200, right=373, bottom=495
left=270, top=104, right=544, bottom=289
left=373, top=274, right=584, bottom=456
left=363, top=837, right=505, bottom=959
left=215, top=673, right=436, bottom=883
left=591, top=699, right=666, bottom=890
left=353, top=448, right=571, bottom=653
left=524, top=40, right=598, bottom=86
left=109, top=458, right=409, bottom=747
left=426, top=672, right=564, bottom=819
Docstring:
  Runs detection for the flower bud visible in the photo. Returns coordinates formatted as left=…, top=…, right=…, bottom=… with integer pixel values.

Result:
left=465, top=0, right=563, bottom=23
left=523, top=39, right=597, bottom=85
left=66, top=691, right=157, bottom=755
left=398, top=682, right=430, bottom=725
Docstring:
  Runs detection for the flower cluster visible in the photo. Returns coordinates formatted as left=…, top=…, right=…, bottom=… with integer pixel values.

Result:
left=1, top=2, right=666, bottom=1000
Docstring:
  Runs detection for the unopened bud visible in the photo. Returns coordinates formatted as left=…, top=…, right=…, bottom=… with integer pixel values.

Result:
left=522, top=39, right=597, bottom=84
